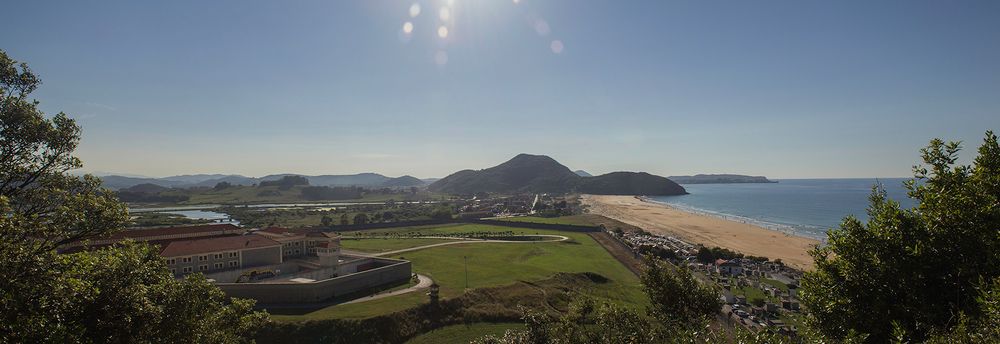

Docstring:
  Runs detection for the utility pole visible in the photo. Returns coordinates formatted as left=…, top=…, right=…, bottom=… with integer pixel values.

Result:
left=464, top=255, right=469, bottom=290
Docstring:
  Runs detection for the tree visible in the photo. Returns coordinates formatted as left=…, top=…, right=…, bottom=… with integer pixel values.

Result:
left=353, top=213, right=369, bottom=225
left=340, top=213, right=349, bottom=225
left=0, top=50, right=267, bottom=343
left=925, top=277, right=1000, bottom=343
left=321, top=215, right=333, bottom=227
left=213, top=181, right=233, bottom=190
left=430, top=207, right=453, bottom=220
left=801, top=131, right=1000, bottom=342
left=640, top=257, right=720, bottom=328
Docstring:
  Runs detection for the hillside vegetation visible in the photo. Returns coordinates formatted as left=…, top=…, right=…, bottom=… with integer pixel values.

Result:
left=668, top=174, right=776, bottom=184
left=429, top=154, right=686, bottom=196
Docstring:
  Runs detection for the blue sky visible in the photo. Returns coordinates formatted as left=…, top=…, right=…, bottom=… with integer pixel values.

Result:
left=2, top=0, right=998, bottom=179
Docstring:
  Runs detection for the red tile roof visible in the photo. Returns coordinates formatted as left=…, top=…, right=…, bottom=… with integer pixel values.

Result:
left=160, top=234, right=280, bottom=257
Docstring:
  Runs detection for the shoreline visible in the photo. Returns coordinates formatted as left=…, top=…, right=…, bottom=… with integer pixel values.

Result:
left=637, top=196, right=826, bottom=241
left=580, top=195, right=820, bottom=270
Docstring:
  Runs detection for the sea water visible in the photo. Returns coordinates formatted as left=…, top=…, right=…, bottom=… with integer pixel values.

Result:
left=648, top=178, right=918, bottom=241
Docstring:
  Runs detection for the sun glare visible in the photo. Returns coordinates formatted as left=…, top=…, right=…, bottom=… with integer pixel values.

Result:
left=439, top=7, right=451, bottom=21
left=399, top=0, right=564, bottom=64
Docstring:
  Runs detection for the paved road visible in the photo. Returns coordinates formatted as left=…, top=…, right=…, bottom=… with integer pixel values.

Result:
left=341, top=274, right=434, bottom=305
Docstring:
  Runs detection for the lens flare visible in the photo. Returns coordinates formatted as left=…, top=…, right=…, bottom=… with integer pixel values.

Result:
left=534, top=20, right=550, bottom=36
left=409, top=3, right=421, bottom=17
left=437, top=26, right=449, bottom=38
left=402, top=22, right=414, bottom=34
left=550, top=40, right=564, bottom=54
left=439, top=7, right=451, bottom=21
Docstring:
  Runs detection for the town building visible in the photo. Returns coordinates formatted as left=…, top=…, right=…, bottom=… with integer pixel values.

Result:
left=160, top=234, right=282, bottom=275
left=59, top=223, right=411, bottom=305
left=716, top=259, right=744, bottom=276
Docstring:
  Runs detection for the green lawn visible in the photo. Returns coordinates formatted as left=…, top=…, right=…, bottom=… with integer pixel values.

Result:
left=405, top=323, right=524, bottom=344
left=496, top=214, right=643, bottom=232
left=761, top=278, right=790, bottom=293
left=269, top=224, right=646, bottom=322
left=340, top=238, right=461, bottom=253
left=736, top=286, right=769, bottom=305
left=494, top=215, right=596, bottom=226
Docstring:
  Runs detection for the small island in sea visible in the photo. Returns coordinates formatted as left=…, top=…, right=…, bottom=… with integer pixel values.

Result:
left=668, top=174, right=777, bottom=184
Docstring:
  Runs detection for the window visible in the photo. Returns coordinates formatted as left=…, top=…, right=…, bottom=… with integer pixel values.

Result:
left=164, top=258, right=175, bottom=265
left=182, top=266, right=193, bottom=273
left=228, top=261, right=238, bottom=267
left=294, top=249, right=300, bottom=254
left=170, top=268, right=176, bottom=274
left=228, top=252, right=237, bottom=258
left=214, top=253, right=223, bottom=259
left=199, top=255, right=207, bottom=261
left=182, top=257, right=192, bottom=263
left=214, top=262, right=223, bottom=269
left=199, top=265, right=208, bottom=271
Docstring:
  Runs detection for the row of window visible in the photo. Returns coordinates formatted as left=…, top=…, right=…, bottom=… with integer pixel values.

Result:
left=164, top=251, right=238, bottom=265
left=170, top=261, right=239, bottom=274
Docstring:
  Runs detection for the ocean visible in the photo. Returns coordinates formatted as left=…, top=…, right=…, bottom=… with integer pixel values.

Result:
left=648, top=178, right=918, bottom=241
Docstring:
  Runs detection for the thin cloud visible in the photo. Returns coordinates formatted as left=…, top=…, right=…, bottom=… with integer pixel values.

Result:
left=351, top=153, right=398, bottom=159
left=83, top=102, right=118, bottom=111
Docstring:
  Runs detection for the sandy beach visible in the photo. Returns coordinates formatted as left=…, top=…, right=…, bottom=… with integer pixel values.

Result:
left=580, top=195, right=820, bottom=270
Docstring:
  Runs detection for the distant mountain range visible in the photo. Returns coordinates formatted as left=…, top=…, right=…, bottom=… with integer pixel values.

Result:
left=573, top=170, right=593, bottom=177
left=99, top=173, right=427, bottom=190
left=668, top=174, right=776, bottom=184
left=428, top=154, right=687, bottom=196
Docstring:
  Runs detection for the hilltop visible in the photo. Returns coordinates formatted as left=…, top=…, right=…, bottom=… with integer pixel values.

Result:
left=428, top=154, right=687, bottom=196
left=99, top=172, right=426, bottom=190
left=668, top=174, right=776, bottom=184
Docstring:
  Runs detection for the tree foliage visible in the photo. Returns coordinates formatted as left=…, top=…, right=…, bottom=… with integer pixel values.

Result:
left=0, top=49, right=267, bottom=343
left=472, top=258, right=722, bottom=344
left=640, top=258, right=720, bottom=328
left=801, top=131, right=1000, bottom=342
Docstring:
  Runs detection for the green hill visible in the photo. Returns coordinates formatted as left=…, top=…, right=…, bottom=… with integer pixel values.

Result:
left=428, top=154, right=686, bottom=196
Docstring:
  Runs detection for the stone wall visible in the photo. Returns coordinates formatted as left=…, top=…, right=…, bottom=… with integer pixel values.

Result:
left=216, top=257, right=411, bottom=304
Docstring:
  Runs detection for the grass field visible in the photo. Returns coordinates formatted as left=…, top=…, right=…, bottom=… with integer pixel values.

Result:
left=268, top=223, right=646, bottom=322
left=405, top=323, right=523, bottom=344
left=340, top=238, right=461, bottom=253
left=495, top=215, right=596, bottom=226
left=761, top=278, right=790, bottom=293
left=498, top=214, right=643, bottom=231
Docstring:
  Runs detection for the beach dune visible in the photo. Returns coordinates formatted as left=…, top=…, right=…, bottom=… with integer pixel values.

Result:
left=581, top=195, right=819, bottom=270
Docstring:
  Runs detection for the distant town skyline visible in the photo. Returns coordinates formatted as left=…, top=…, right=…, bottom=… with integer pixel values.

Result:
left=2, top=0, right=998, bottom=179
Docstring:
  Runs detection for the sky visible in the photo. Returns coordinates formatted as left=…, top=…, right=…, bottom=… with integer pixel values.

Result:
left=2, top=0, right=999, bottom=179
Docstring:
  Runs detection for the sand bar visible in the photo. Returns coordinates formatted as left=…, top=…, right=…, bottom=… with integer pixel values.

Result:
left=580, top=195, right=819, bottom=270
